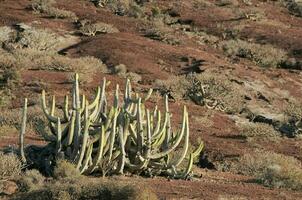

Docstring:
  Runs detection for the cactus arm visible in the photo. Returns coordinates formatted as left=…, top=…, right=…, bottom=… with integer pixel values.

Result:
left=152, top=110, right=161, bottom=136
left=181, top=153, right=194, bottom=179
left=41, top=90, right=59, bottom=123
left=63, top=110, right=76, bottom=146
left=56, top=117, right=62, bottom=155
left=136, top=98, right=144, bottom=153
left=63, top=95, right=70, bottom=121
left=167, top=111, right=189, bottom=168
left=129, top=123, right=137, bottom=141
left=76, top=104, right=90, bottom=169
left=20, top=98, right=27, bottom=163
left=80, top=94, right=86, bottom=113
left=192, top=140, right=204, bottom=159
left=163, top=96, right=171, bottom=149
left=108, top=109, right=118, bottom=161
left=88, top=86, right=101, bottom=110
left=80, top=143, right=93, bottom=174
left=116, top=124, right=126, bottom=174
left=88, top=125, right=105, bottom=173
left=97, top=78, right=107, bottom=121
left=149, top=106, right=187, bottom=160
left=145, top=109, right=152, bottom=158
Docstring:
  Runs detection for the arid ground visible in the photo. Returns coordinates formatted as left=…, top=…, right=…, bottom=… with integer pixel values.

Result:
left=1, top=0, right=302, bottom=199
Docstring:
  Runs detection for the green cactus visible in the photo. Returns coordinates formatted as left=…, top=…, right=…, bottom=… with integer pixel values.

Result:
left=20, top=73, right=204, bottom=179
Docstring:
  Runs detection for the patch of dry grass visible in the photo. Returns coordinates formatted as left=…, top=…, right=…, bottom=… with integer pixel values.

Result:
left=13, top=177, right=158, bottom=200
left=221, top=39, right=288, bottom=68
left=234, top=150, right=302, bottom=190
left=155, top=73, right=245, bottom=114
left=30, top=0, right=77, bottom=20
left=53, top=160, right=81, bottom=179
left=112, top=64, right=142, bottom=83
left=239, top=122, right=280, bottom=138
left=17, top=169, right=45, bottom=192
left=78, top=21, right=119, bottom=36
left=0, top=152, right=22, bottom=180
left=143, top=19, right=181, bottom=45
left=286, top=0, right=302, bottom=17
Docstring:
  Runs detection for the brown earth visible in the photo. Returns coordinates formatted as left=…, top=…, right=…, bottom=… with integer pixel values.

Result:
left=1, top=0, right=302, bottom=199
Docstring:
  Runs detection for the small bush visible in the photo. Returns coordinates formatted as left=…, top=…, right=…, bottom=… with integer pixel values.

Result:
left=113, top=64, right=127, bottom=75
left=18, top=169, right=45, bottom=192
left=78, top=21, right=119, bottom=36
left=234, top=150, right=302, bottom=190
left=30, top=0, right=77, bottom=20
left=53, top=160, right=81, bottom=179
left=105, top=0, right=145, bottom=18
left=0, top=152, right=22, bottom=179
left=13, top=178, right=158, bottom=200
left=16, top=25, right=65, bottom=51
left=143, top=20, right=181, bottom=45
left=239, top=122, right=280, bottom=138
left=0, top=26, right=15, bottom=44
left=221, top=39, right=288, bottom=68
left=286, top=0, right=302, bottom=17
left=155, top=73, right=245, bottom=113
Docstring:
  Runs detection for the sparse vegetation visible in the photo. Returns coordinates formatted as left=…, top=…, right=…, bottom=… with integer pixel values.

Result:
left=286, top=0, right=302, bottom=17
left=234, top=150, right=302, bottom=190
left=30, top=0, right=77, bottom=20
left=0, top=153, right=22, bottom=180
left=78, top=21, right=119, bottom=36
left=113, top=64, right=142, bottom=83
left=221, top=39, right=288, bottom=68
left=17, top=169, right=45, bottom=192
left=53, top=160, right=81, bottom=179
left=13, top=178, right=158, bottom=200
left=155, top=73, right=245, bottom=114
left=239, top=122, right=280, bottom=138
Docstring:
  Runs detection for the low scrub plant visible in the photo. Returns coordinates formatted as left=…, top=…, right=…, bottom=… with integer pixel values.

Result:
left=30, top=0, right=77, bottom=20
left=0, top=152, right=22, bottom=180
left=17, top=169, right=45, bottom=192
left=234, top=150, right=302, bottom=190
left=78, top=21, right=119, bottom=36
left=13, top=177, right=158, bottom=200
left=155, top=73, right=245, bottom=114
left=221, top=39, right=288, bottom=68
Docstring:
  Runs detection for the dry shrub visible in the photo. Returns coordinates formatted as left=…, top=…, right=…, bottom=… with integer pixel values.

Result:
left=0, top=48, right=107, bottom=79
left=155, top=73, right=245, bottom=113
left=234, top=150, right=302, bottom=190
left=0, top=152, right=22, bottom=179
left=285, top=100, right=302, bottom=121
left=13, top=177, right=158, bottom=200
left=78, top=21, right=119, bottom=36
left=16, top=25, right=65, bottom=51
left=239, top=122, right=280, bottom=138
left=53, top=160, right=81, bottom=179
left=30, top=0, right=77, bottom=20
left=17, top=169, right=45, bottom=192
left=143, top=20, right=181, bottom=45
left=113, top=64, right=142, bottom=83
left=221, top=39, right=288, bottom=68
left=0, top=125, right=18, bottom=137
left=113, top=64, right=127, bottom=75
left=106, top=0, right=145, bottom=18
left=286, top=0, right=302, bottom=17
left=0, top=26, right=15, bottom=44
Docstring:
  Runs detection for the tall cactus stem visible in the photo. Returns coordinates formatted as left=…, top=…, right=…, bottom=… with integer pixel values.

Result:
left=20, top=98, right=27, bottom=163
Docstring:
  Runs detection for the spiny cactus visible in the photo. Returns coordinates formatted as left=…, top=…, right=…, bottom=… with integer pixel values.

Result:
left=21, top=74, right=204, bottom=179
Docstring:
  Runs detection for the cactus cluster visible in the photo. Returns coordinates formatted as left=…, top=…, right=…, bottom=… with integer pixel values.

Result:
left=21, top=74, right=204, bottom=179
